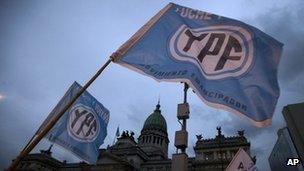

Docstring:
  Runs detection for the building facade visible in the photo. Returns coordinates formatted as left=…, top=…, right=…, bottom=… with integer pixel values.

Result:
left=18, top=103, right=251, bottom=171
left=268, top=102, right=304, bottom=171
left=283, top=102, right=304, bottom=165
left=193, top=127, right=250, bottom=170
left=268, top=127, right=304, bottom=171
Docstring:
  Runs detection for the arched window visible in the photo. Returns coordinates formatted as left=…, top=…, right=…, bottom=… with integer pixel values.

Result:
left=153, top=136, right=156, bottom=143
left=157, top=137, right=160, bottom=144
left=160, top=139, right=163, bottom=145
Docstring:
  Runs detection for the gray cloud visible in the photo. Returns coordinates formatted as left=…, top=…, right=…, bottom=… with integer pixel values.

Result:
left=191, top=104, right=229, bottom=123
left=219, top=114, right=284, bottom=140
left=126, top=104, right=147, bottom=128
left=254, top=2, right=304, bottom=84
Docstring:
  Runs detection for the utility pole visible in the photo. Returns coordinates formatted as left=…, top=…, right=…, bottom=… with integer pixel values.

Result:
left=171, top=83, right=189, bottom=171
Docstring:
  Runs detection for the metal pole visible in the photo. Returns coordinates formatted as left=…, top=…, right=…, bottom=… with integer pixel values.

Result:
left=172, top=82, right=190, bottom=171
left=183, top=83, right=189, bottom=103
left=7, top=58, right=113, bottom=171
left=181, top=83, right=188, bottom=153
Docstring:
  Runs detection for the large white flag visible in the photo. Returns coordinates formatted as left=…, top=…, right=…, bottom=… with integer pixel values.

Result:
left=226, top=148, right=258, bottom=171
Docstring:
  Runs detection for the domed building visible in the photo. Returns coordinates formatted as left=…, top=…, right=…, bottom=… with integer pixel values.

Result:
left=18, top=102, right=252, bottom=171
left=138, top=102, right=169, bottom=160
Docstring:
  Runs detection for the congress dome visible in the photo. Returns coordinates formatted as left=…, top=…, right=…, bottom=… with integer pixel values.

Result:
left=143, top=103, right=167, bottom=132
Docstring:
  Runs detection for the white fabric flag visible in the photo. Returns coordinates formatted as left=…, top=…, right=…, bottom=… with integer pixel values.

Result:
left=226, top=148, right=258, bottom=171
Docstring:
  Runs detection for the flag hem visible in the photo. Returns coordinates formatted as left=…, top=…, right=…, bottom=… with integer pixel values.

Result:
left=111, top=3, right=173, bottom=61
left=116, top=61, right=272, bottom=127
left=47, top=138, right=93, bottom=164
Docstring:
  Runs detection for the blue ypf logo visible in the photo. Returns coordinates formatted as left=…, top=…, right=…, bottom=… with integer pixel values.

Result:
left=67, top=104, right=100, bottom=142
left=169, top=25, right=254, bottom=79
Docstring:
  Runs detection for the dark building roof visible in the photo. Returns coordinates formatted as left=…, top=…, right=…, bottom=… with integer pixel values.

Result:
left=194, top=127, right=250, bottom=150
left=143, top=103, right=167, bottom=132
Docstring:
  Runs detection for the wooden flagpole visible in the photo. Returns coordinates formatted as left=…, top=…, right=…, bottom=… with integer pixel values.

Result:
left=7, top=57, right=113, bottom=171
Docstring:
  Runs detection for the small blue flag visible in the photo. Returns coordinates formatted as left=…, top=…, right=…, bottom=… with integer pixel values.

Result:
left=113, top=3, right=283, bottom=127
left=115, top=126, right=120, bottom=137
left=47, top=82, right=110, bottom=163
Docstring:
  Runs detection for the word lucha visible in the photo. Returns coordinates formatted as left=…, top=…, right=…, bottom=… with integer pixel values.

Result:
left=175, top=7, right=221, bottom=21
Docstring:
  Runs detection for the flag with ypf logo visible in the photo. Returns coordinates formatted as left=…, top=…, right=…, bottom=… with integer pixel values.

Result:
left=47, top=82, right=110, bottom=163
left=112, top=3, right=283, bottom=127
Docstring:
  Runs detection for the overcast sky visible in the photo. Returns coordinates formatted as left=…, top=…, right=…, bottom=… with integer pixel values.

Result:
left=1, top=0, right=304, bottom=170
